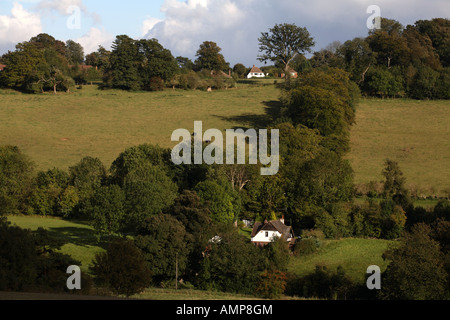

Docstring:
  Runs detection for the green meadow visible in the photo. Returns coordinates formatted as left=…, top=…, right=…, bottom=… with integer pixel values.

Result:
left=1, top=83, right=448, bottom=196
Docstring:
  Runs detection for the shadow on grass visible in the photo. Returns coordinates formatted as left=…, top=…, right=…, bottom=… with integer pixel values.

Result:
left=42, top=226, right=109, bottom=250
left=214, top=100, right=284, bottom=130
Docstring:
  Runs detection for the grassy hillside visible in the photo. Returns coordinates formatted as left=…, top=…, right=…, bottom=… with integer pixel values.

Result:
left=6, top=215, right=105, bottom=274
left=288, top=238, right=394, bottom=284
left=348, top=98, right=450, bottom=197
left=1, top=84, right=448, bottom=194
left=0, top=83, right=278, bottom=171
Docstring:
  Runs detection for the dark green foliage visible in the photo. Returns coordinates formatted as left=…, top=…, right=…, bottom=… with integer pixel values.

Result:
left=0, top=146, right=34, bottom=215
left=380, top=223, right=448, bottom=300
left=88, top=185, right=125, bottom=238
left=382, top=159, right=412, bottom=210
left=195, top=179, right=237, bottom=224
left=197, top=230, right=265, bottom=295
left=134, top=214, right=189, bottom=284
left=194, top=41, right=229, bottom=72
left=123, top=162, right=178, bottom=228
left=0, top=219, right=91, bottom=294
left=0, top=218, right=37, bottom=291
left=286, top=265, right=356, bottom=300
left=90, top=238, right=152, bottom=297
left=104, top=36, right=177, bottom=91
left=293, top=238, right=319, bottom=256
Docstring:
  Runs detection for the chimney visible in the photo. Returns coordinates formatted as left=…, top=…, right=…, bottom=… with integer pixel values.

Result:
left=280, top=215, right=285, bottom=225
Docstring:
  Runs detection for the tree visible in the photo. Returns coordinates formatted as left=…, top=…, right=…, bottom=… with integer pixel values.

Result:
left=195, top=180, right=236, bottom=224
left=382, top=159, right=411, bottom=209
left=136, top=38, right=178, bottom=87
left=88, top=185, right=126, bottom=239
left=176, top=56, right=194, bottom=73
left=106, top=35, right=141, bottom=91
left=232, top=63, right=247, bottom=78
left=415, top=18, right=450, bottom=67
left=0, top=146, right=34, bottom=215
left=194, top=41, right=229, bottom=72
left=198, top=229, right=265, bottom=294
left=258, top=23, right=315, bottom=78
left=282, top=67, right=357, bottom=153
left=134, top=214, right=190, bottom=284
left=337, top=37, right=376, bottom=84
left=65, top=40, right=84, bottom=65
left=380, top=223, right=448, bottom=300
left=123, top=162, right=178, bottom=229
left=90, top=238, right=152, bottom=297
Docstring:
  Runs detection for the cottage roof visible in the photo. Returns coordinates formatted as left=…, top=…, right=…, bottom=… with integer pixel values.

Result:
left=249, top=65, right=263, bottom=74
left=250, top=219, right=293, bottom=239
left=0, top=64, right=6, bottom=71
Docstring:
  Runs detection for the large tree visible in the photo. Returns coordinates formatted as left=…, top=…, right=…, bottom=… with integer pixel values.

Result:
left=258, top=23, right=315, bottom=76
left=194, top=41, right=229, bottom=72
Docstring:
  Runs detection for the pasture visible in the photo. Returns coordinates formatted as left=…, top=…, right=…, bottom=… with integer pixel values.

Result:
left=0, top=83, right=448, bottom=196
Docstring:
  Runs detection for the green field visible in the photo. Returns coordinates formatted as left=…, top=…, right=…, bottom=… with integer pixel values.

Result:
left=288, top=238, right=394, bottom=283
left=6, top=215, right=105, bottom=274
left=0, top=83, right=277, bottom=171
left=348, top=98, right=450, bottom=197
left=1, top=83, right=448, bottom=196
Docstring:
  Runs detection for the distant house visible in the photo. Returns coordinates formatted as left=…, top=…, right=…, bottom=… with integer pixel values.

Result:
left=250, top=216, right=295, bottom=248
left=0, top=64, right=6, bottom=72
left=247, top=65, right=265, bottom=79
left=281, top=66, right=298, bottom=79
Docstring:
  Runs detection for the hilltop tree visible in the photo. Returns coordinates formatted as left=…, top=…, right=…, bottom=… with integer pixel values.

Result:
left=106, top=35, right=141, bottom=91
left=258, top=23, right=315, bottom=77
left=65, top=40, right=84, bottom=65
left=194, top=41, right=229, bottom=72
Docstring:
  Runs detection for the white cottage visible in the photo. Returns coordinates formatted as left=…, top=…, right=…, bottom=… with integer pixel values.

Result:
left=247, top=65, right=265, bottom=79
left=250, top=217, right=295, bottom=248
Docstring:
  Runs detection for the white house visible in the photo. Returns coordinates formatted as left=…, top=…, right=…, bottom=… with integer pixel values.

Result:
left=247, top=65, right=265, bottom=79
left=250, top=217, right=295, bottom=247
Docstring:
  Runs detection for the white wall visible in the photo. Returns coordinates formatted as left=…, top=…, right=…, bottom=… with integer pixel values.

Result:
left=251, top=230, right=282, bottom=243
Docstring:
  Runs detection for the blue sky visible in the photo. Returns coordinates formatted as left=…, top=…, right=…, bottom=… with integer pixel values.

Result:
left=1, top=0, right=449, bottom=67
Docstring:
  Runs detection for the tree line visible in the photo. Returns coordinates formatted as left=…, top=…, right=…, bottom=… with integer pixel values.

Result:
left=1, top=17, right=449, bottom=98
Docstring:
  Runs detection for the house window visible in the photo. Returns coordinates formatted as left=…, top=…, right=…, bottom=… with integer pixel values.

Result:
left=265, top=232, right=268, bottom=237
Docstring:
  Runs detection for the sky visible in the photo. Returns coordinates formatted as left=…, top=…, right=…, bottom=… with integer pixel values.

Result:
left=0, top=0, right=449, bottom=67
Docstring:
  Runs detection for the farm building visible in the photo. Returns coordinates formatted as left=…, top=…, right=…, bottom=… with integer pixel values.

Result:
left=281, top=66, right=298, bottom=79
left=250, top=216, right=295, bottom=247
left=247, top=65, right=266, bottom=79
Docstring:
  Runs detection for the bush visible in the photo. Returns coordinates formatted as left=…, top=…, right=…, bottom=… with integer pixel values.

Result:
left=293, top=238, right=319, bottom=256
left=148, top=76, right=164, bottom=91
left=256, top=270, right=288, bottom=299
left=90, top=238, right=152, bottom=297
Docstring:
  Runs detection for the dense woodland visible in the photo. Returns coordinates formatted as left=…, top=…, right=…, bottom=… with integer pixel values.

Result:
left=0, top=17, right=449, bottom=299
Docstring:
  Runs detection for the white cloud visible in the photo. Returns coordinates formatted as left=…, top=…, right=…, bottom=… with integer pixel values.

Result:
left=141, top=17, right=163, bottom=37
left=0, top=2, right=42, bottom=51
left=76, top=27, right=114, bottom=54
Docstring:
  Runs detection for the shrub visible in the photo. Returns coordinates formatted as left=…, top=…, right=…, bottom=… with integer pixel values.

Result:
left=256, top=270, right=288, bottom=299
left=90, top=238, right=152, bottom=297
left=293, top=238, right=319, bottom=256
left=148, top=76, right=164, bottom=91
